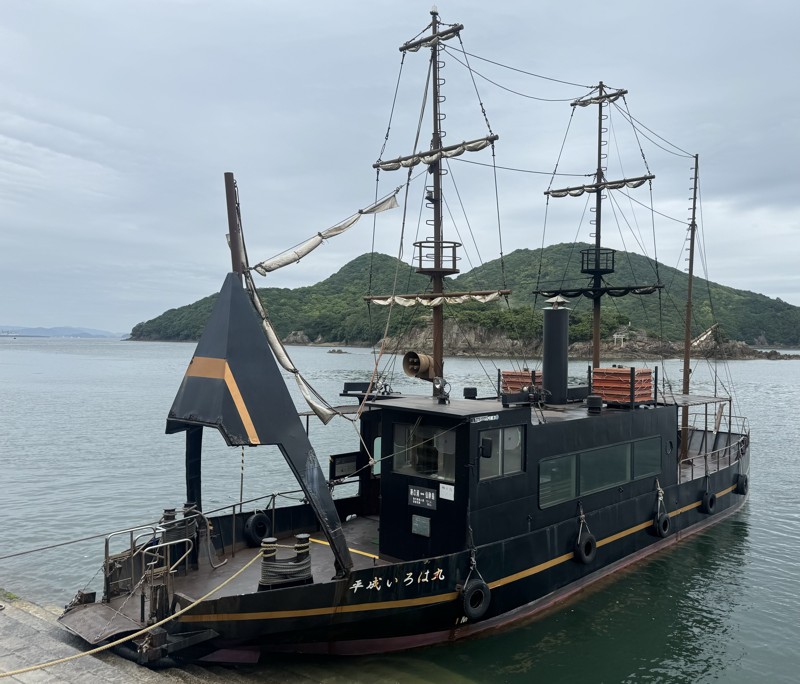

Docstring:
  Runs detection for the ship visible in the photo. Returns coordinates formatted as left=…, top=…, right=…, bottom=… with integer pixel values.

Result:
left=58, top=9, right=750, bottom=665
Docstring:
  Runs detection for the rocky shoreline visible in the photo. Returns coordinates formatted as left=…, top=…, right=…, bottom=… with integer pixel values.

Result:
left=284, top=325, right=800, bottom=361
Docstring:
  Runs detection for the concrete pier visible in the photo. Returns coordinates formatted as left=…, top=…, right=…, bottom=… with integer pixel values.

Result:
left=0, top=595, right=470, bottom=682
left=0, top=597, right=301, bottom=683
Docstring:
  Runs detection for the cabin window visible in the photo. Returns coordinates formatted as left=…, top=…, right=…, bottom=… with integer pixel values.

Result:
left=579, top=443, right=631, bottom=495
left=479, top=425, right=524, bottom=481
left=539, top=454, right=576, bottom=507
left=539, top=436, right=663, bottom=508
left=372, top=436, right=382, bottom=476
left=633, top=436, right=661, bottom=477
left=393, top=422, right=456, bottom=482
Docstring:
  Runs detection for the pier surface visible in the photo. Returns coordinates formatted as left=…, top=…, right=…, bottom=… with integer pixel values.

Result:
left=0, top=595, right=470, bottom=682
left=0, top=597, right=304, bottom=683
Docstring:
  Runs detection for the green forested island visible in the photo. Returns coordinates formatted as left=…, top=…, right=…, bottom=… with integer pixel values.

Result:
left=129, top=243, right=800, bottom=348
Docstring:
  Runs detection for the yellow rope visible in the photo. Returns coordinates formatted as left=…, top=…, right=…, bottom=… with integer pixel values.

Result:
left=0, top=550, right=263, bottom=679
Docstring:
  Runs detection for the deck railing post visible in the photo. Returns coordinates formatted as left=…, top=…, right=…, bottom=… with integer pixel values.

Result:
left=629, top=367, right=635, bottom=408
left=231, top=505, right=237, bottom=558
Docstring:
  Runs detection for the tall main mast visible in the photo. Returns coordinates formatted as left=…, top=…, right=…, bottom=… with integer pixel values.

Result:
left=371, top=9, right=500, bottom=392
left=539, top=82, right=656, bottom=368
left=429, top=8, right=446, bottom=380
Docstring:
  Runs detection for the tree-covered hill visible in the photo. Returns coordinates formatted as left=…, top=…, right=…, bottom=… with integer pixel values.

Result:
left=129, top=244, right=800, bottom=347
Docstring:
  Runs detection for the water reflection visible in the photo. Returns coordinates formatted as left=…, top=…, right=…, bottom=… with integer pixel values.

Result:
left=394, top=512, right=752, bottom=683
left=3, top=340, right=799, bottom=682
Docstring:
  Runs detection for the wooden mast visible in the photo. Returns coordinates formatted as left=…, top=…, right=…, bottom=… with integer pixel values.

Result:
left=681, top=154, right=700, bottom=459
left=224, top=171, right=246, bottom=283
left=430, top=8, right=445, bottom=382
left=590, top=82, right=606, bottom=369
left=371, top=11, right=500, bottom=392
left=539, top=83, right=656, bottom=369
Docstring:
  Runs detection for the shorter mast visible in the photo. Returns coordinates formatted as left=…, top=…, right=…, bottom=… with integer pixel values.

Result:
left=680, top=154, right=700, bottom=459
left=537, top=82, right=658, bottom=368
left=224, top=171, right=246, bottom=282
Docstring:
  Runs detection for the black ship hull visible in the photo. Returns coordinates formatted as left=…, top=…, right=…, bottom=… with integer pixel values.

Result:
left=168, top=455, right=748, bottom=661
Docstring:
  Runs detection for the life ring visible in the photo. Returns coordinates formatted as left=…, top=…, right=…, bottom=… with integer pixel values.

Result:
left=700, top=491, right=716, bottom=514
left=736, top=473, right=749, bottom=496
left=462, top=579, right=491, bottom=620
left=654, top=512, right=671, bottom=538
left=574, top=533, right=597, bottom=564
left=244, top=512, right=271, bottom=547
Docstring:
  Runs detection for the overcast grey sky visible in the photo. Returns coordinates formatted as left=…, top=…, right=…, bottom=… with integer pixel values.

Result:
left=1, top=0, right=797, bottom=332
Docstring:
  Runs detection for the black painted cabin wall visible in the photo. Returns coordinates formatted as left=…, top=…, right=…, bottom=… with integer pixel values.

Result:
left=377, top=409, right=471, bottom=561
left=469, top=404, right=679, bottom=545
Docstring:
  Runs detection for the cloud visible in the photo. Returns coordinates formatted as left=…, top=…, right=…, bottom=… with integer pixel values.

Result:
left=0, top=0, right=797, bottom=331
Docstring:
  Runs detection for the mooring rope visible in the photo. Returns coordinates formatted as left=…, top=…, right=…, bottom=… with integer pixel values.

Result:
left=0, top=550, right=263, bottom=679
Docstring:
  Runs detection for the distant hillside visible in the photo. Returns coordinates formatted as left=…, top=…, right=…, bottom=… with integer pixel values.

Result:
left=0, top=326, right=123, bottom=339
left=130, top=253, right=430, bottom=343
left=128, top=244, right=800, bottom=347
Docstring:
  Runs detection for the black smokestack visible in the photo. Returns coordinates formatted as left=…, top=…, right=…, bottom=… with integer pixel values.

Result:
left=542, top=298, right=569, bottom=405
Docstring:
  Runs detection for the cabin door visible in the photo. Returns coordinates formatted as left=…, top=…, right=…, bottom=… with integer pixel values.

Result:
left=378, top=417, right=468, bottom=560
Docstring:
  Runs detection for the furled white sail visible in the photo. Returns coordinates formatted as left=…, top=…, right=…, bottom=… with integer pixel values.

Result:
left=370, top=291, right=503, bottom=307
left=572, top=90, right=627, bottom=107
left=252, top=192, right=399, bottom=276
left=546, top=175, right=653, bottom=198
left=374, top=136, right=498, bottom=171
left=400, top=24, right=463, bottom=53
left=244, top=272, right=336, bottom=423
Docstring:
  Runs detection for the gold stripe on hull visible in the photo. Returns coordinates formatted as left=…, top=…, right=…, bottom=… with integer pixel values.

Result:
left=180, top=591, right=460, bottom=623
left=180, top=485, right=738, bottom=623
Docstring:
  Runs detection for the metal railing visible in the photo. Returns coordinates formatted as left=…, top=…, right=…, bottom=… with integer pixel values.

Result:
left=102, top=525, right=161, bottom=600
left=100, top=488, right=309, bottom=594
left=678, top=420, right=749, bottom=483
left=141, top=538, right=194, bottom=623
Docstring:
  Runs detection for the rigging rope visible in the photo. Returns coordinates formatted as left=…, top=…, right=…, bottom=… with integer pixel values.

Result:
left=612, top=101, right=693, bottom=159
left=369, top=51, right=407, bottom=359
left=0, top=551, right=264, bottom=679
left=366, top=45, right=434, bottom=395
left=620, top=95, right=652, bottom=177
left=453, top=157, right=589, bottom=177
left=443, top=160, right=480, bottom=269
left=455, top=34, right=493, bottom=134
left=442, top=47, right=585, bottom=103
left=443, top=46, right=591, bottom=91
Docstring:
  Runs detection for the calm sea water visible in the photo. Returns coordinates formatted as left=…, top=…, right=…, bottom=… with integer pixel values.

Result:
left=0, top=337, right=796, bottom=682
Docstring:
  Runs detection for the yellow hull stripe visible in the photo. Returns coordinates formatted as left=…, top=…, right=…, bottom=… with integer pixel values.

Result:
left=490, top=484, right=737, bottom=589
left=179, top=485, right=735, bottom=623
left=488, top=551, right=575, bottom=590
left=186, top=356, right=260, bottom=444
left=180, top=591, right=460, bottom=622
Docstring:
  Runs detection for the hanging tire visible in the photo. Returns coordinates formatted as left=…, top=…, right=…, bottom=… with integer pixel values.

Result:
left=244, top=512, right=271, bottom=547
left=462, top=579, right=491, bottom=621
left=654, top=512, right=671, bottom=538
left=700, top=491, right=716, bottom=514
left=574, top=533, right=597, bottom=564
left=736, top=473, right=749, bottom=496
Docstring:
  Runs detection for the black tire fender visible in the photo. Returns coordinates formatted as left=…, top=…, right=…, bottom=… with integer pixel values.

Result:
left=462, top=579, right=491, bottom=621
left=244, top=512, right=271, bottom=547
left=736, top=473, right=749, bottom=496
left=700, top=491, right=716, bottom=514
left=574, top=533, right=597, bottom=564
left=654, top=512, right=671, bottom=538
